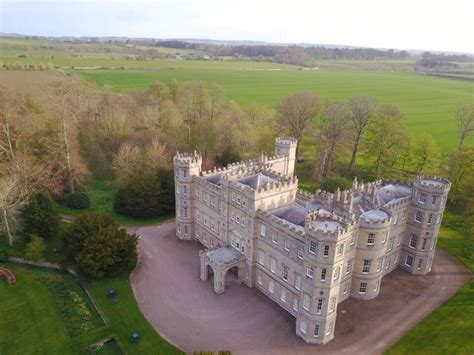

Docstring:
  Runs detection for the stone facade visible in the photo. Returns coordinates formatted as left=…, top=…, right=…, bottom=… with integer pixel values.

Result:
left=173, top=138, right=451, bottom=345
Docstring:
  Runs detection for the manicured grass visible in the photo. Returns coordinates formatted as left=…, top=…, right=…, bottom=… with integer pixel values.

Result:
left=78, top=69, right=474, bottom=152
left=387, top=210, right=474, bottom=354
left=55, top=180, right=173, bottom=226
left=0, top=263, right=182, bottom=355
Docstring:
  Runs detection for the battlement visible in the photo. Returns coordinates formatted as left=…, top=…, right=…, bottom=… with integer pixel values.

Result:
left=305, top=210, right=355, bottom=238
left=383, top=196, right=411, bottom=209
left=415, top=175, right=451, bottom=191
left=258, top=209, right=306, bottom=235
left=275, top=137, right=297, bottom=147
left=359, top=209, right=392, bottom=226
left=174, top=151, right=202, bottom=166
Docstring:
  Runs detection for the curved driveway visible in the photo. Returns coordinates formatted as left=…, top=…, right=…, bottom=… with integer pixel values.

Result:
left=130, top=220, right=472, bottom=354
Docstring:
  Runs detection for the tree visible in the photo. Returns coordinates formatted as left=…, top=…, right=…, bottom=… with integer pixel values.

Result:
left=112, top=143, right=143, bottom=188
left=347, top=96, right=378, bottom=173
left=277, top=92, right=320, bottom=157
left=414, top=133, right=439, bottom=173
left=365, top=104, right=407, bottom=179
left=22, top=193, right=59, bottom=241
left=313, top=102, right=351, bottom=183
left=456, top=102, right=474, bottom=146
left=25, top=235, right=46, bottom=262
left=63, top=213, right=117, bottom=260
left=114, top=169, right=175, bottom=218
left=442, top=145, right=474, bottom=205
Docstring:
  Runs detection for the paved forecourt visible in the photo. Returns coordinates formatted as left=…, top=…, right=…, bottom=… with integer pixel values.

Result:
left=130, top=220, right=472, bottom=354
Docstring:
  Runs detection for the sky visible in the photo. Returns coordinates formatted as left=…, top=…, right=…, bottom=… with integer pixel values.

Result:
left=1, top=0, right=473, bottom=53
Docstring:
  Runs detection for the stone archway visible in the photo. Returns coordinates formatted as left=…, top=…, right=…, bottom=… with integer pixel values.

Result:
left=225, top=266, right=239, bottom=287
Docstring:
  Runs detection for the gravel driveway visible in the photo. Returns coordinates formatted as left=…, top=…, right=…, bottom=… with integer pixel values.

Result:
left=130, top=220, right=472, bottom=354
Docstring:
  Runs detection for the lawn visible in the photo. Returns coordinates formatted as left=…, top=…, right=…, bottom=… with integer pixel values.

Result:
left=0, top=263, right=182, bottom=355
left=78, top=68, right=474, bottom=152
left=387, top=211, right=474, bottom=354
left=55, top=180, right=173, bottom=227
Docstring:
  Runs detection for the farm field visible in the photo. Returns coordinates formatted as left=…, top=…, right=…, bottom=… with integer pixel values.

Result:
left=78, top=68, right=474, bottom=151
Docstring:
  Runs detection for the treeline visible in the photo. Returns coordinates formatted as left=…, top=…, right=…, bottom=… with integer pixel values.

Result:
left=1, top=77, right=473, bottom=258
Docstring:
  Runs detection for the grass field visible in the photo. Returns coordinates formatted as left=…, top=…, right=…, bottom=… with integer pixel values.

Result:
left=388, top=211, right=474, bottom=354
left=55, top=180, right=173, bottom=226
left=79, top=68, right=474, bottom=151
left=0, top=263, right=182, bottom=355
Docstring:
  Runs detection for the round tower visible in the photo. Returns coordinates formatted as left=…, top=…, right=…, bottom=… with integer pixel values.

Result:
left=173, top=151, right=202, bottom=240
left=275, top=137, right=297, bottom=177
left=403, top=175, right=451, bottom=275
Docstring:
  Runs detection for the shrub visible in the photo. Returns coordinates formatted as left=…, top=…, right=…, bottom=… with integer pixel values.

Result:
left=114, top=169, right=175, bottom=218
left=75, top=226, right=138, bottom=278
left=319, top=176, right=352, bottom=193
left=22, top=193, right=60, bottom=241
left=25, top=235, right=46, bottom=262
left=63, top=213, right=117, bottom=260
left=66, top=192, right=91, bottom=210
left=0, top=249, right=7, bottom=262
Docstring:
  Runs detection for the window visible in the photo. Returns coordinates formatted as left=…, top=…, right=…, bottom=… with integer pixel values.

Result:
left=280, top=289, right=287, bottom=302
left=176, top=185, right=180, bottom=195
left=314, top=324, right=320, bottom=337
left=272, top=232, right=278, bottom=244
left=437, top=214, right=441, bottom=224
left=236, top=196, right=241, bottom=205
left=258, top=250, right=264, bottom=265
left=333, top=266, right=340, bottom=280
left=297, top=248, right=304, bottom=260
left=414, top=211, right=423, bottom=223
left=405, top=255, right=413, bottom=267
left=385, top=258, right=391, bottom=269
left=359, top=282, right=367, bottom=294
left=367, top=233, right=375, bottom=246
left=374, top=280, right=379, bottom=292
left=184, top=207, right=188, bottom=217
left=395, top=254, right=399, bottom=264
left=351, top=233, right=356, bottom=245
left=183, top=185, right=188, bottom=196
left=346, top=260, right=353, bottom=274
left=323, top=245, right=330, bottom=257
left=362, top=260, right=371, bottom=274
left=242, top=199, right=246, bottom=207
left=316, top=298, right=323, bottom=313
left=421, top=238, right=428, bottom=251
left=321, top=268, right=327, bottom=281
left=330, top=296, right=336, bottom=312
left=300, top=318, right=307, bottom=334
left=293, top=297, right=299, bottom=311
left=303, top=293, right=310, bottom=311
left=382, top=231, right=388, bottom=244
left=337, top=243, right=344, bottom=256
left=377, top=258, right=383, bottom=272
left=295, top=274, right=302, bottom=290
left=389, top=238, right=394, bottom=251
left=309, top=240, right=317, bottom=254
left=307, top=265, right=314, bottom=279
left=409, top=234, right=418, bottom=249
left=284, top=239, right=290, bottom=251
left=269, top=280, right=274, bottom=294
left=326, top=321, right=333, bottom=335
left=417, top=258, right=423, bottom=270
left=282, top=265, right=289, bottom=282
left=196, top=188, right=200, bottom=197
left=418, top=192, right=427, bottom=204
left=343, top=282, right=349, bottom=294
left=211, top=220, right=215, bottom=231
left=260, top=224, right=266, bottom=237
left=427, top=214, right=433, bottom=225
left=398, top=234, right=403, bottom=246
left=270, top=257, right=276, bottom=273
left=258, top=272, right=263, bottom=285
left=432, top=195, right=437, bottom=205
left=183, top=169, right=187, bottom=178
left=196, top=211, right=200, bottom=221
left=236, top=215, right=240, bottom=224
left=393, top=213, right=398, bottom=225
left=177, top=224, right=181, bottom=233
left=402, top=209, right=407, bottom=220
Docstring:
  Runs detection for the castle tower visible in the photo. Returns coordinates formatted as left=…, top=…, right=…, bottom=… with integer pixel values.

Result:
left=275, top=137, right=297, bottom=177
left=173, top=151, right=202, bottom=240
left=401, top=175, right=451, bottom=275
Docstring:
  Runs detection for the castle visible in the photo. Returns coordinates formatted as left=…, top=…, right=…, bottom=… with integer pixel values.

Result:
left=173, top=138, right=451, bottom=345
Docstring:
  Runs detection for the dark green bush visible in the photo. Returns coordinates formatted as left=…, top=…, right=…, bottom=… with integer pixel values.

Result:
left=0, top=249, right=7, bottom=262
left=66, top=192, right=91, bottom=210
left=22, top=193, right=60, bottom=241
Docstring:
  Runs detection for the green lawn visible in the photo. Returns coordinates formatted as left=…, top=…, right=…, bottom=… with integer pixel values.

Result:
left=387, top=211, right=474, bottom=354
left=0, top=263, right=182, bottom=355
left=55, top=180, right=173, bottom=227
left=78, top=69, right=474, bottom=152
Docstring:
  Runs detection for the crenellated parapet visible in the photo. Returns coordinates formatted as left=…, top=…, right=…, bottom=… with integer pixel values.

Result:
left=415, top=174, right=451, bottom=192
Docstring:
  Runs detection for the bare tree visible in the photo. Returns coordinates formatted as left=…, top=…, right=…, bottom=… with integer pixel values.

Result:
left=277, top=92, right=320, bottom=157
left=414, top=132, right=439, bottom=173
left=112, top=143, right=142, bottom=188
left=313, top=102, right=351, bottom=182
left=347, top=96, right=378, bottom=173
left=457, top=103, right=474, bottom=147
